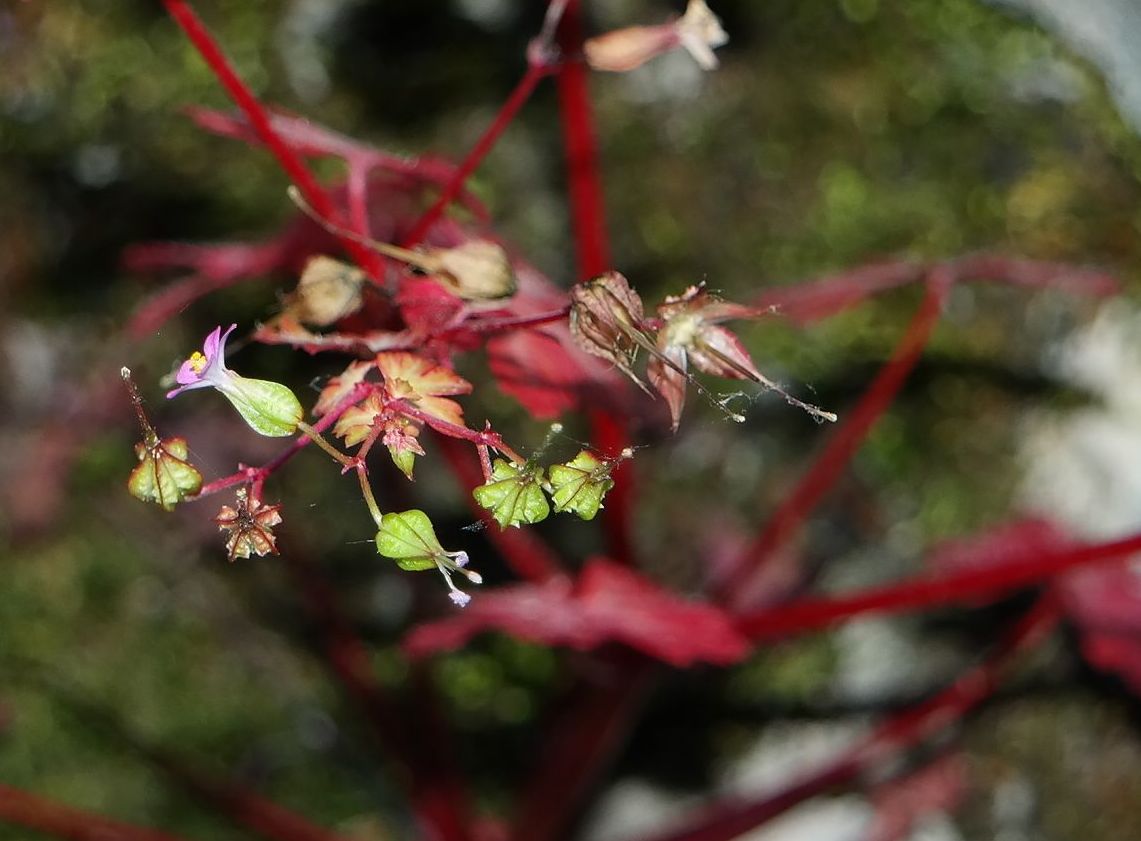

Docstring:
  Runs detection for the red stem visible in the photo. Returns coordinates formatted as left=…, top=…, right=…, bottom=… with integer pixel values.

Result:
left=404, top=63, right=552, bottom=247
left=735, top=531, right=1141, bottom=641
left=641, top=595, right=1060, bottom=841
left=554, top=0, right=636, bottom=565
left=283, top=552, right=473, bottom=841
left=161, top=1, right=385, bottom=281
left=724, top=274, right=951, bottom=608
left=555, top=1, right=610, bottom=278
left=510, top=655, right=657, bottom=841
left=0, top=784, right=187, bottom=841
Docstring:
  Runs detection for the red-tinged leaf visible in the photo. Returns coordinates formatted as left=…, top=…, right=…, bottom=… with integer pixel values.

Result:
left=376, top=352, right=471, bottom=398
left=313, top=360, right=376, bottom=417
left=487, top=329, right=588, bottom=418
left=122, top=240, right=284, bottom=279
left=405, top=558, right=749, bottom=667
left=396, top=276, right=468, bottom=336
left=753, top=260, right=924, bottom=324
left=952, top=254, right=1120, bottom=297
left=377, top=352, right=471, bottom=428
left=863, top=755, right=968, bottom=841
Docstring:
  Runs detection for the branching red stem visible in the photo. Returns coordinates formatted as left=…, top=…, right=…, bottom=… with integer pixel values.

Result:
left=641, top=595, right=1060, bottom=841
left=161, top=1, right=385, bottom=281
left=736, top=532, right=1141, bottom=641
left=510, top=654, right=657, bottom=841
left=724, top=273, right=951, bottom=608
left=282, top=551, right=473, bottom=841
left=553, top=0, right=636, bottom=565
left=194, top=383, right=371, bottom=499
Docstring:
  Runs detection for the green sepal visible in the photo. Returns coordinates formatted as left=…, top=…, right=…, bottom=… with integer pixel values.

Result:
left=375, top=509, right=445, bottom=569
left=128, top=437, right=203, bottom=511
left=547, top=450, right=614, bottom=521
left=472, top=459, right=550, bottom=528
left=390, top=447, right=417, bottom=481
left=222, top=375, right=303, bottom=437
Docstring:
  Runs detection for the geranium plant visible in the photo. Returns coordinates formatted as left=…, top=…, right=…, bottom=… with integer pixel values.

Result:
left=7, top=2, right=1141, bottom=841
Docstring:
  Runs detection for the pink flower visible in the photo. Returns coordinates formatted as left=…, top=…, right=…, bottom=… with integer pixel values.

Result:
left=167, top=323, right=238, bottom=398
left=167, top=324, right=303, bottom=437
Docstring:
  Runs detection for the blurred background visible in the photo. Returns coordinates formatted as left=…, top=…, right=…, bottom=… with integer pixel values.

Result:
left=5, top=1, right=1141, bottom=839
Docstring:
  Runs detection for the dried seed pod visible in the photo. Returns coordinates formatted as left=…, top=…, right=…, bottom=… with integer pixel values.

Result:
left=569, top=271, right=651, bottom=388
left=215, top=488, right=283, bottom=561
left=288, top=255, right=364, bottom=326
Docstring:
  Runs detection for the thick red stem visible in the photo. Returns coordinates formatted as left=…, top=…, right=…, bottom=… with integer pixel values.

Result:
left=554, top=0, right=636, bottom=564
left=161, top=1, right=385, bottom=281
left=510, top=655, right=657, bottom=841
left=725, top=275, right=950, bottom=608
left=283, top=552, right=473, bottom=841
left=555, top=2, right=610, bottom=278
left=641, top=596, right=1060, bottom=841
left=736, top=532, right=1141, bottom=641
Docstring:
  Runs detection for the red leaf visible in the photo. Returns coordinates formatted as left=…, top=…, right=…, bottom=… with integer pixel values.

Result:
left=404, top=558, right=749, bottom=667
left=396, top=276, right=468, bottom=336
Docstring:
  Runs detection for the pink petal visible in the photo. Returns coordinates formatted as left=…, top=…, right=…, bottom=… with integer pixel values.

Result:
left=200, top=325, right=225, bottom=360
left=647, top=342, right=688, bottom=431
left=174, top=357, right=203, bottom=386
left=689, top=324, right=761, bottom=380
